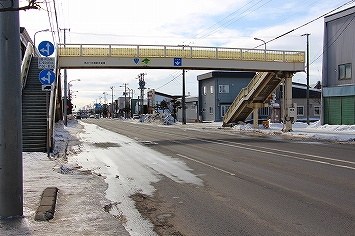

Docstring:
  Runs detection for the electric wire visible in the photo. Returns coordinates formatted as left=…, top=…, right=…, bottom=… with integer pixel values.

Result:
left=156, top=72, right=182, bottom=90
left=310, top=13, right=355, bottom=66
left=253, top=0, right=355, bottom=49
left=246, top=0, right=321, bottom=42
left=194, top=0, right=272, bottom=41
left=44, top=0, right=56, bottom=44
left=52, top=0, right=61, bottom=43
left=191, top=0, right=260, bottom=40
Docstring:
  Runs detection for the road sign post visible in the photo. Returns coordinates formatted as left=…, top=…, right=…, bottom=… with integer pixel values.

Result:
left=38, top=41, right=54, bottom=57
left=39, top=69, right=55, bottom=85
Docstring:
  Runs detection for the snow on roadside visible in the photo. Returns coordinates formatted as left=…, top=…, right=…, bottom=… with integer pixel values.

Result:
left=170, top=120, right=355, bottom=142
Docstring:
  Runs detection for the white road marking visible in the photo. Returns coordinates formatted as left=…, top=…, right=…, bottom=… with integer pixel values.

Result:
left=176, top=153, right=236, bottom=176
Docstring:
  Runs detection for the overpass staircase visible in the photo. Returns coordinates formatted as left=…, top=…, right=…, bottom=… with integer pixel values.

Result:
left=222, top=71, right=282, bottom=126
left=22, top=57, right=48, bottom=152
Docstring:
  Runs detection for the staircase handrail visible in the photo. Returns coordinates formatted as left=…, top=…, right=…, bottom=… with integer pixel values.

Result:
left=21, top=42, right=34, bottom=91
left=223, top=72, right=266, bottom=122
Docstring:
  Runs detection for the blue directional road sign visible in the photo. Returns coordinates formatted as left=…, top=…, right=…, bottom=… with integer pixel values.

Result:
left=174, top=58, right=182, bottom=67
left=38, top=41, right=55, bottom=57
left=39, top=70, right=55, bottom=85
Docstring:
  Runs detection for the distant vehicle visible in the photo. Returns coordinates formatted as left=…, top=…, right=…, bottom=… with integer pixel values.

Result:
left=81, top=113, right=89, bottom=119
left=89, top=115, right=95, bottom=118
left=76, top=114, right=81, bottom=119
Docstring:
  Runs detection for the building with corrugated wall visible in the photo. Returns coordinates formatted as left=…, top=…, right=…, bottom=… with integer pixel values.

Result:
left=322, top=6, right=355, bottom=125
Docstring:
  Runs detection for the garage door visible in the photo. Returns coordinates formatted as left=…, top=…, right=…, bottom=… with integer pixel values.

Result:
left=330, top=97, right=341, bottom=125
left=341, top=96, right=355, bottom=125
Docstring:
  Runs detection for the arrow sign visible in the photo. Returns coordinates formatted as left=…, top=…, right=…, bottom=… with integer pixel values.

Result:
left=38, top=41, right=55, bottom=57
left=39, top=70, right=55, bottom=85
left=174, top=58, right=182, bottom=66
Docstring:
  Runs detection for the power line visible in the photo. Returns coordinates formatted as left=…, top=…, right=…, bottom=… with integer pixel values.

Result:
left=44, top=0, right=56, bottom=44
left=156, top=72, right=182, bottom=90
left=191, top=0, right=261, bottom=40
left=310, top=12, right=355, bottom=66
left=247, top=0, right=321, bottom=42
left=52, top=0, right=61, bottom=43
left=254, top=0, right=355, bottom=49
left=193, top=0, right=272, bottom=41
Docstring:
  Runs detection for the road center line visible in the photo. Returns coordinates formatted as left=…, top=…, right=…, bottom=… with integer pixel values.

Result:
left=194, top=138, right=355, bottom=171
left=122, top=123, right=355, bottom=171
left=176, top=154, right=236, bottom=176
left=216, top=139, right=355, bottom=166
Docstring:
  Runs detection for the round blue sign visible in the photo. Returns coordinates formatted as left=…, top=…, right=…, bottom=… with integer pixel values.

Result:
left=38, top=41, right=55, bottom=57
left=39, top=70, right=55, bottom=85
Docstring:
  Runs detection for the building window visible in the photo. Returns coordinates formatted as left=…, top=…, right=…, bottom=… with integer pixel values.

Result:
left=203, top=86, right=207, bottom=95
left=314, top=106, right=321, bottom=116
left=209, top=107, right=213, bottom=114
left=338, top=63, right=351, bottom=80
left=297, top=106, right=304, bottom=116
left=210, top=85, right=214, bottom=94
left=221, top=105, right=230, bottom=117
left=219, top=85, right=229, bottom=93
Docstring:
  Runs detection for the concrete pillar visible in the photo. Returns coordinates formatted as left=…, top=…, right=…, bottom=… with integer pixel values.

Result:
left=253, top=108, right=259, bottom=128
left=284, top=75, right=293, bottom=132
left=0, top=0, right=23, bottom=218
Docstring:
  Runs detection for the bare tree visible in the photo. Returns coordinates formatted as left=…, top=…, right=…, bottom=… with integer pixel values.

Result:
left=0, top=0, right=40, bottom=12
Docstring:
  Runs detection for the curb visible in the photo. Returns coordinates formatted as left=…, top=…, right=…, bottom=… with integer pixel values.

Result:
left=34, top=187, right=58, bottom=221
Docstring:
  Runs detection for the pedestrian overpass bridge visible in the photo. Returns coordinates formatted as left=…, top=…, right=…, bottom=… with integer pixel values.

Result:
left=57, top=43, right=304, bottom=71
left=55, top=43, right=305, bottom=127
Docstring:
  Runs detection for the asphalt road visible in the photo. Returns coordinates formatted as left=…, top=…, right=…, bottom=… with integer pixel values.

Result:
left=82, top=119, right=355, bottom=236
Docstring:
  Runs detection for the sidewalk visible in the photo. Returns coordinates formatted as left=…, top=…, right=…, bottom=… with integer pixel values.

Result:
left=0, top=121, right=130, bottom=236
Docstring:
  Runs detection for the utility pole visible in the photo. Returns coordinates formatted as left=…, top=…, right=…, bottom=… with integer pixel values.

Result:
left=124, top=84, right=127, bottom=118
left=61, top=28, right=70, bottom=125
left=182, top=70, right=186, bottom=124
left=302, top=33, right=310, bottom=125
left=137, top=73, right=146, bottom=115
left=110, top=86, right=114, bottom=118
left=0, top=0, right=23, bottom=218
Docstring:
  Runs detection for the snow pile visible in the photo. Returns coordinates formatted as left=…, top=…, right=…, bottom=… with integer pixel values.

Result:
left=140, top=112, right=176, bottom=125
left=229, top=121, right=355, bottom=142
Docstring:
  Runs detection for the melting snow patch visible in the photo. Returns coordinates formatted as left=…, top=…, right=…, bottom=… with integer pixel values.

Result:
left=66, top=122, right=203, bottom=236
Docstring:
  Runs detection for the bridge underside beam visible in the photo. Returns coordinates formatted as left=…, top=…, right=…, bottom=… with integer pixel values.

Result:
left=58, top=56, right=305, bottom=72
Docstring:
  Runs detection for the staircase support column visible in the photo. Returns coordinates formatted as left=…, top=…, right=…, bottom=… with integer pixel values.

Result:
left=0, top=0, right=23, bottom=218
left=253, top=108, right=259, bottom=128
left=283, top=74, right=293, bottom=132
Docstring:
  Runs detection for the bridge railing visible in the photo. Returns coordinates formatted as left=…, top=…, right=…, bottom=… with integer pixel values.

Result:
left=57, top=44, right=305, bottom=63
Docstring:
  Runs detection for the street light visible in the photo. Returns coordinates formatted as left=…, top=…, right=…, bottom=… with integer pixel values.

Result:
left=66, top=79, right=80, bottom=117
left=254, top=37, right=266, bottom=60
left=67, top=79, right=80, bottom=101
left=33, top=29, right=49, bottom=48
left=68, top=79, right=81, bottom=97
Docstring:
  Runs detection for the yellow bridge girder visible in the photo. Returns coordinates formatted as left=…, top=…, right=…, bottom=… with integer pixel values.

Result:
left=57, top=44, right=304, bottom=63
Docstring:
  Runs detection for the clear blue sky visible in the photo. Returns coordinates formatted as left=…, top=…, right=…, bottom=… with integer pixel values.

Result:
left=20, top=0, right=355, bottom=109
